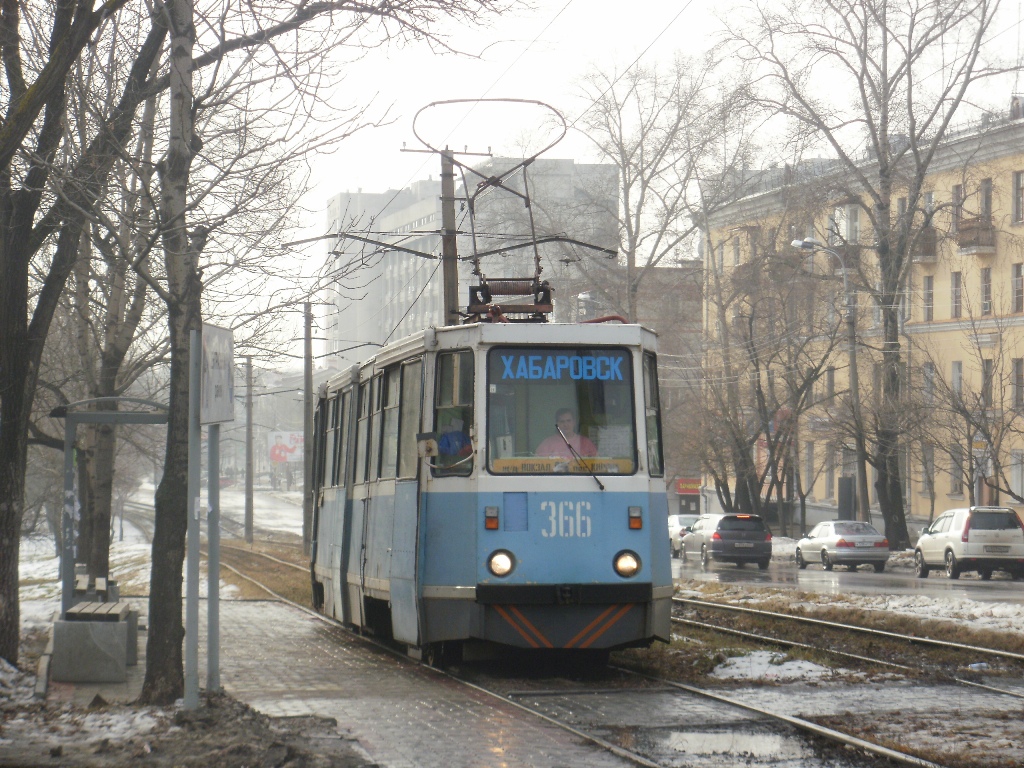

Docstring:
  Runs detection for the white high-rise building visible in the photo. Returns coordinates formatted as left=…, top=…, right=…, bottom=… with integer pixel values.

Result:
left=322, top=158, right=619, bottom=368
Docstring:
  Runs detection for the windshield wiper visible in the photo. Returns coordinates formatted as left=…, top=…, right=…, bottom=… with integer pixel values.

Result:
left=556, top=425, right=605, bottom=491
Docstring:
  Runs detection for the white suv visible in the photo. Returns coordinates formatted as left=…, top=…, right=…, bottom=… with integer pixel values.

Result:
left=914, top=506, right=1024, bottom=580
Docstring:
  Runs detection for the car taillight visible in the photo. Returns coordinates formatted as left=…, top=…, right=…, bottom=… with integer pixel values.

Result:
left=712, top=532, right=722, bottom=541
left=875, top=539, right=889, bottom=548
left=836, top=538, right=855, bottom=548
left=764, top=532, right=772, bottom=542
left=962, top=516, right=972, bottom=543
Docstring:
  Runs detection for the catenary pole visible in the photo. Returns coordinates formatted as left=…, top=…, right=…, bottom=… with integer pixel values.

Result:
left=441, top=149, right=459, bottom=326
left=303, top=303, right=313, bottom=555
left=245, top=356, right=253, bottom=544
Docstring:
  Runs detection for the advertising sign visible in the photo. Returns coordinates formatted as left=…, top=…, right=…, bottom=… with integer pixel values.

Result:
left=268, top=431, right=304, bottom=464
left=675, top=478, right=701, bottom=495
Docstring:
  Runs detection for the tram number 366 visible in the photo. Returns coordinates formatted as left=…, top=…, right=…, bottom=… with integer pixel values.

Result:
left=540, top=500, right=592, bottom=538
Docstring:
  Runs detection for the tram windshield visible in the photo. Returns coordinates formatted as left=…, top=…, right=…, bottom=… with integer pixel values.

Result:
left=486, top=346, right=636, bottom=475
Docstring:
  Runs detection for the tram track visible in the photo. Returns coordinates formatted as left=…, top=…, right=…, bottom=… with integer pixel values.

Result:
left=195, top=547, right=940, bottom=768
left=671, top=596, right=1024, bottom=698
left=117, top=498, right=1017, bottom=766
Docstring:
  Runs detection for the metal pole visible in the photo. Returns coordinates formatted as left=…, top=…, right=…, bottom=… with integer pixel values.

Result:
left=303, top=303, right=313, bottom=556
left=842, top=269, right=872, bottom=524
left=185, top=329, right=201, bottom=710
left=60, top=420, right=77, bottom=618
left=207, top=422, right=220, bottom=692
left=245, top=356, right=253, bottom=544
left=440, top=149, right=459, bottom=327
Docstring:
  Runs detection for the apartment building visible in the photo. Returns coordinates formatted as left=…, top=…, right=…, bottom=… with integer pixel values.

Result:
left=704, top=104, right=1024, bottom=526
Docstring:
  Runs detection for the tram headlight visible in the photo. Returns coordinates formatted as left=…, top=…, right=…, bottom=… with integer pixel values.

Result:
left=613, top=550, right=641, bottom=578
left=488, top=550, right=515, bottom=577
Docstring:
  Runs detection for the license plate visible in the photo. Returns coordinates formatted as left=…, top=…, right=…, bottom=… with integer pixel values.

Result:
left=855, top=542, right=872, bottom=548
left=985, top=545, right=1010, bottom=554
left=734, top=542, right=753, bottom=548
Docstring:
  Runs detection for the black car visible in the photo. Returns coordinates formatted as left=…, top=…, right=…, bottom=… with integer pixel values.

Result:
left=681, top=513, right=773, bottom=569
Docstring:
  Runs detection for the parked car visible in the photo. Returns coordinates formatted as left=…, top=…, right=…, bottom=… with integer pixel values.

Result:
left=795, top=520, right=889, bottom=572
left=681, top=513, right=772, bottom=569
left=914, top=506, right=1024, bottom=580
left=667, top=514, right=700, bottom=558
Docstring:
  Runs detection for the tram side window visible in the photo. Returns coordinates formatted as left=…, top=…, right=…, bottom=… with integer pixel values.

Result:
left=398, top=360, right=422, bottom=478
left=643, top=353, right=664, bottom=477
left=354, top=380, right=371, bottom=484
left=322, top=396, right=337, bottom=488
left=433, top=350, right=474, bottom=476
left=380, top=367, right=401, bottom=479
left=333, top=390, right=351, bottom=487
left=368, top=375, right=383, bottom=480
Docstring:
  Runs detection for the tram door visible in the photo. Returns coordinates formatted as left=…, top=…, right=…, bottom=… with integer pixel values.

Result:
left=389, top=359, right=423, bottom=645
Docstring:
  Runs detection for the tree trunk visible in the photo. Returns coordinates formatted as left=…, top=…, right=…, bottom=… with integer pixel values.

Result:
left=140, top=0, right=199, bottom=705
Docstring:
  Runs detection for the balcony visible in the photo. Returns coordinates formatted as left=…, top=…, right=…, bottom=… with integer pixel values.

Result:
left=911, top=226, right=937, bottom=263
left=955, top=216, right=997, bottom=256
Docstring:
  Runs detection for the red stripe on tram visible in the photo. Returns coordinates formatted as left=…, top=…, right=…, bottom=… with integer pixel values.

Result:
left=578, top=604, right=634, bottom=649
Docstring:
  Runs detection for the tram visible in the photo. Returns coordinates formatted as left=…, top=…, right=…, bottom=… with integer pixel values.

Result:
left=308, top=320, right=673, bottom=661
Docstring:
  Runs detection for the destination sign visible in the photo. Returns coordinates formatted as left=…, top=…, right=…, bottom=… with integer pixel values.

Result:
left=498, top=352, right=626, bottom=381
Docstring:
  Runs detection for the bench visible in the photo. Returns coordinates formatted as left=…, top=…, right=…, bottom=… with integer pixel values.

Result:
left=51, top=600, right=138, bottom=683
left=65, top=601, right=130, bottom=622
left=72, top=574, right=119, bottom=604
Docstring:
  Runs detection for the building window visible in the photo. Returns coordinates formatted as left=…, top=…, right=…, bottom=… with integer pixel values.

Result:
left=924, top=191, right=934, bottom=214
left=923, top=362, right=935, bottom=403
left=1014, top=264, right=1023, bottom=313
left=923, top=275, right=934, bottom=321
left=825, top=444, right=835, bottom=499
left=1014, top=171, right=1024, bottom=223
left=980, top=178, right=993, bottom=220
left=826, top=366, right=835, bottom=403
left=921, top=443, right=934, bottom=495
left=717, top=242, right=724, bottom=273
left=805, top=442, right=815, bottom=495
left=982, top=358, right=994, bottom=408
left=981, top=267, right=992, bottom=315
left=952, top=360, right=963, bottom=396
left=846, top=204, right=860, bottom=242
left=952, top=184, right=963, bottom=231
left=950, top=444, right=964, bottom=495
left=1012, top=449, right=1024, bottom=499
left=951, top=271, right=962, bottom=318
left=1015, top=358, right=1024, bottom=409
left=733, top=237, right=740, bottom=266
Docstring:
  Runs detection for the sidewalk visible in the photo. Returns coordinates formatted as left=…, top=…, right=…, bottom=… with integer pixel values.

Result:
left=42, top=599, right=638, bottom=768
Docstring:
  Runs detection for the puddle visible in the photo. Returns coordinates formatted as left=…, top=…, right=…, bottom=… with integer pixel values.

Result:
left=661, top=728, right=807, bottom=758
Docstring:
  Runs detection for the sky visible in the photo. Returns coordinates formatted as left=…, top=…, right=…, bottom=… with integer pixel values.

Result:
left=301, top=0, right=717, bottom=230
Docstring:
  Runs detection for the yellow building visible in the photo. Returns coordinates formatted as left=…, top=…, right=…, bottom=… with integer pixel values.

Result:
left=703, top=106, right=1024, bottom=529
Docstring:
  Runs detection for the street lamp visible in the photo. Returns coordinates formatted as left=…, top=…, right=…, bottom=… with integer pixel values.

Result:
left=792, top=238, right=871, bottom=523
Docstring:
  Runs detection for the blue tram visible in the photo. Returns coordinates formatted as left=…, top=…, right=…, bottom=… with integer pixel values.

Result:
left=309, top=321, right=673, bottom=660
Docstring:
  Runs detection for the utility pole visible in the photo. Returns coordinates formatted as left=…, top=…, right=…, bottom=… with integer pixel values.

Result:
left=303, top=302, right=313, bottom=556
left=244, top=356, right=253, bottom=544
left=440, top=149, right=459, bottom=327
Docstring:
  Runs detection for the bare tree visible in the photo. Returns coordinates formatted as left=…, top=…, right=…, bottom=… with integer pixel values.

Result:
left=0, top=0, right=516, bottom=673
left=728, top=0, right=1011, bottom=548
left=572, top=55, right=757, bottom=322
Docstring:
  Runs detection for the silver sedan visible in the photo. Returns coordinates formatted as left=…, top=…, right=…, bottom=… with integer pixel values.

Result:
left=795, top=520, right=890, bottom=572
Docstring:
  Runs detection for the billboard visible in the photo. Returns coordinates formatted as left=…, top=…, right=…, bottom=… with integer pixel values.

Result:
left=268, top=431, right=304, bottom=464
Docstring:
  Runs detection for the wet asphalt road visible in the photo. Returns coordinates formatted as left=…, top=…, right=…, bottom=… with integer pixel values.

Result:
left=672, top=556, right=1024, bottom=605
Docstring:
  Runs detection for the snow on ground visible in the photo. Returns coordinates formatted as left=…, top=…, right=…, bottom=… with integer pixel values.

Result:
left=709, top=650, right=844, bottom=681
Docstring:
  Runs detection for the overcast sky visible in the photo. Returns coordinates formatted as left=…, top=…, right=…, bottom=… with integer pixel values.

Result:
left=303, top=0, right=716, bottom=221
